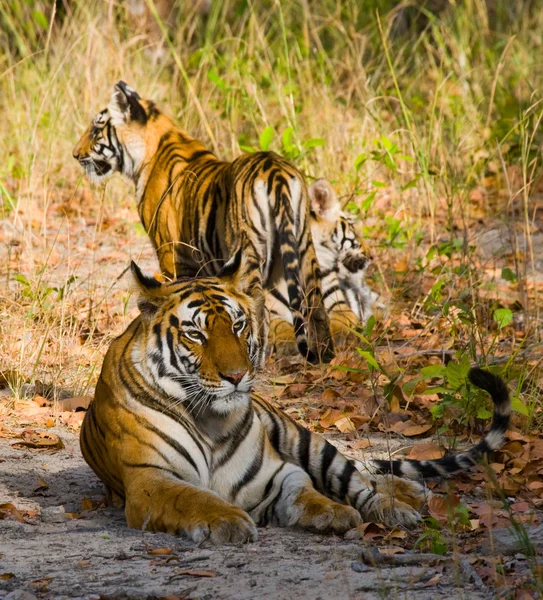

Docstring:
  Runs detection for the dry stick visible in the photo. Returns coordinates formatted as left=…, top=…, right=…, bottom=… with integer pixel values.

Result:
left=358, top=548, right=450, bottom=567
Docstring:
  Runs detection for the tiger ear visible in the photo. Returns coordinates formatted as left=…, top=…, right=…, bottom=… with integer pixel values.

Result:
left=108, top=81, right=147, bottom=126
left=218, top=242, right=256, bottom=296
left=130, top=261, right=166, bottom=319
left=308, top=179, right=341, bottom=221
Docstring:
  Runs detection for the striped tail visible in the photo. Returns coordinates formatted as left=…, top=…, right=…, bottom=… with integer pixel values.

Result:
left=364, top=368, right=511, bottom=479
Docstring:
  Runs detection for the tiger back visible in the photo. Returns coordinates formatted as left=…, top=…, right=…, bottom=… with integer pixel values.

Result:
left=73, top=82, right=333, bottom=364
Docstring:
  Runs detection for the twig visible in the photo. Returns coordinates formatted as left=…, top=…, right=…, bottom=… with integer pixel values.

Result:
left=357, top=548, right=451, bottom=567
left=459, top=558, right=488, bottom=592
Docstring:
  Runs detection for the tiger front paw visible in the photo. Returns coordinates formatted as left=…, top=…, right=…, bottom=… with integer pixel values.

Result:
left=189, top=507, right=258, bottom=545
left=292, top=489, right=361, bottom=534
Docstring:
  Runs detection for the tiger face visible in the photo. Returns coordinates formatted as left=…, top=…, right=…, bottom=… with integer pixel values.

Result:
left=132, top=250, right=259, bottom=416
left=309, top=179, right=372, bottom=285
left=72, top=81, right=166, bottom=184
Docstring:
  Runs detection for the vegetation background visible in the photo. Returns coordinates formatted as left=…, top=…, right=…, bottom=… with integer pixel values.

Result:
left=0, top=0, right=542, bottom=595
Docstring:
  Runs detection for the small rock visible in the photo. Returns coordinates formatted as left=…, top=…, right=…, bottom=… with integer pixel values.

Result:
left=5, top=591, right=39, bottom=600
left=41, top=505, right=66, bottom=523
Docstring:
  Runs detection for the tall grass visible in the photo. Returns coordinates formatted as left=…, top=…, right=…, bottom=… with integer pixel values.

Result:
left=0, top=0, right=541, bottom=407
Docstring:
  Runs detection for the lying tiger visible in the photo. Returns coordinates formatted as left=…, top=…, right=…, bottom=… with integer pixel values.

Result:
left=80, top=250, right=510, bottom=543
left=73, top=82, right=333, bottom=365
left=267, top=179, right=382, bottom=351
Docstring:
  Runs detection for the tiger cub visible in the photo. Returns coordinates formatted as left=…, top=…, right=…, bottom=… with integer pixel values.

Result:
left=80, top=250, right=510, bottom=543
left=72, top=82, right=333, bottom=364
left=267, top=179, right=381, bottom=351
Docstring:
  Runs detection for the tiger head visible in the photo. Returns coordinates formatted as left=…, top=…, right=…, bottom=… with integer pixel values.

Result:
left=131, top=249, right=259, bottom=416
left=308, top=179, right=371, bottom=285
left=72, top=81, right=171, bottom=184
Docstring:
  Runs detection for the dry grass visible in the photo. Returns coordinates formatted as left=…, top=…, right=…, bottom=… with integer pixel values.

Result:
left=0, top=0, right=542, bottom=420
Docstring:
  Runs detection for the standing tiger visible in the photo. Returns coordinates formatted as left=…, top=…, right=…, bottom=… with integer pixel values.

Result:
left=72, top=81, right=333, bottom=364
left=267, top=179, right=381, bottom=351
left=80, top=250, right=510, bottom=543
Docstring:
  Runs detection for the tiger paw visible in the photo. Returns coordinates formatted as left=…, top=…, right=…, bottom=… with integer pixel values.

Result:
left=293, top=489, right=361, bottom=534
left=189, top=508, right=258, bottom=545
left=357, top=476, right=427, bottom=528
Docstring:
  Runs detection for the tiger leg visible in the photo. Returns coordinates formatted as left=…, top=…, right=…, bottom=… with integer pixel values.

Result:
left=244, top=444, right=360, bottom=535
left=241, top=238, right=269, bottom=365
left=265, top=284, right=298, bottom=357
left=123, top=468, right=257, bottom=544
left=253, top=397, right=425, bottom=527
left=298, top=237, right=335, bottom=363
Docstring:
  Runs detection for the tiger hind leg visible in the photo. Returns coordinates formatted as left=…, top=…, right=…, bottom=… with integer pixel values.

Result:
left=298, top=240, right=335, bottom=363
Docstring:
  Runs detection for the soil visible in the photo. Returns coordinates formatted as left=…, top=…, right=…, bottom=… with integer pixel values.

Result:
left=0, top=426, right=539, bottom=600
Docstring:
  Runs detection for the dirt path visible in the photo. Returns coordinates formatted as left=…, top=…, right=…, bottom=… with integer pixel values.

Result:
left=0, top=430, right=498, bottom=600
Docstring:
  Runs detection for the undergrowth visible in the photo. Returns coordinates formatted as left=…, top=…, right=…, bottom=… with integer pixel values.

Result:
left=0, top=0, right=541, bottom=427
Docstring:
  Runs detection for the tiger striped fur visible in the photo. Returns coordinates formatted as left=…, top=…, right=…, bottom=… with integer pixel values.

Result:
left=72, top=81, right=333, bottom=364
left=267, top=179, right=380, bottom=351
left=80, top=253, right=510, bottom=543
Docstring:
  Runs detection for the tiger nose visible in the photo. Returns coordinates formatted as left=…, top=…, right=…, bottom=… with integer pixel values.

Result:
left=72, top=145, right=81, bottom=160
left=220, top=369, right=247, bottom=386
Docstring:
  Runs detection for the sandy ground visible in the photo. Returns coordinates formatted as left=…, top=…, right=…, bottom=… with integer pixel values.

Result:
left=1, top=426, right=540, bottom=600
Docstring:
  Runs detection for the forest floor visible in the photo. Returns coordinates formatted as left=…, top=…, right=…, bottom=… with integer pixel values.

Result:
left=0, top=181, right=542, bottom=600
left=1, top=5, right=543, bottom=594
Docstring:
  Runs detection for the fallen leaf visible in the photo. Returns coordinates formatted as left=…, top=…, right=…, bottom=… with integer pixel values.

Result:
left=34, top=477, right=49, bottom=492
left=320, top=408, right=344, bottom=429
left=407, top=442, right=444, bottom=460
left=81, top=497, right=101, bottom=511
left=174, top=569, right=217, bottom=578
left=322, top=388, right=341, bottom=404
left=33, top=395, right=49, bottom=407
left=428, top=493, right=461, bottom=520
left=402, top=423, right=433, bottom=437
left=335, top=416, right=356, bottom=434
left=148, top=548, right=173, bottom=555
left=0, top=503, right=25, bottom=523
left=351, top=439, right=372, bottom=450
left=12, top=431, right=64, bottom=450
left=77, top=560, right=90, bottom=567
left=378, top=546, right=405, bottom=556
left=65, top=512, right=84, bottom=520
left=30, top=577, right=52, bottom=587
left=57, top=396, right=92, bottom=412
left=0, top=573, right=15, bottom=580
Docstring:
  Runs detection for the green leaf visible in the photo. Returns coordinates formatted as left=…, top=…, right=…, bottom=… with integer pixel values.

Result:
left=207, top=69, right=227, bottom=91
left=380, top=135, right=393, bottom=151
left=361, top=191, right=376, bottom=213
left=371, top=180, right=386, bottom=188
left=239, top=144, right=257, bottom=153
left=32, top=9, right=48, bottom=30
left=259, top=126, right=274, bottom=151
left=282, top=127, right=294, bottom=150
left=356, top=349, right=381, bottom=371
left=476, top=406, right=492, bottom=419
left=493, top=308, right=513, bottom=329
left=401, top=175, right=421, bottom=191
left=303, top=138, right=325, bottom=149
left=13, top=274, right=30, bottom=286
left=511, top=395, right=529, bottom=416
left=421, top=365, right=447, bottom=379
left=501, top=267, right=517, bottom=283
left=354, top=153, right=367, bottom=170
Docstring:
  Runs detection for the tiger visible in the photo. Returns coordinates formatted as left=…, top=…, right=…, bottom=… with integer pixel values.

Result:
left=80, top=249, right=511, bottom=544
left=72, top=81, right=333, bottom=365
left=267, top=179, right=381, bottom=352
